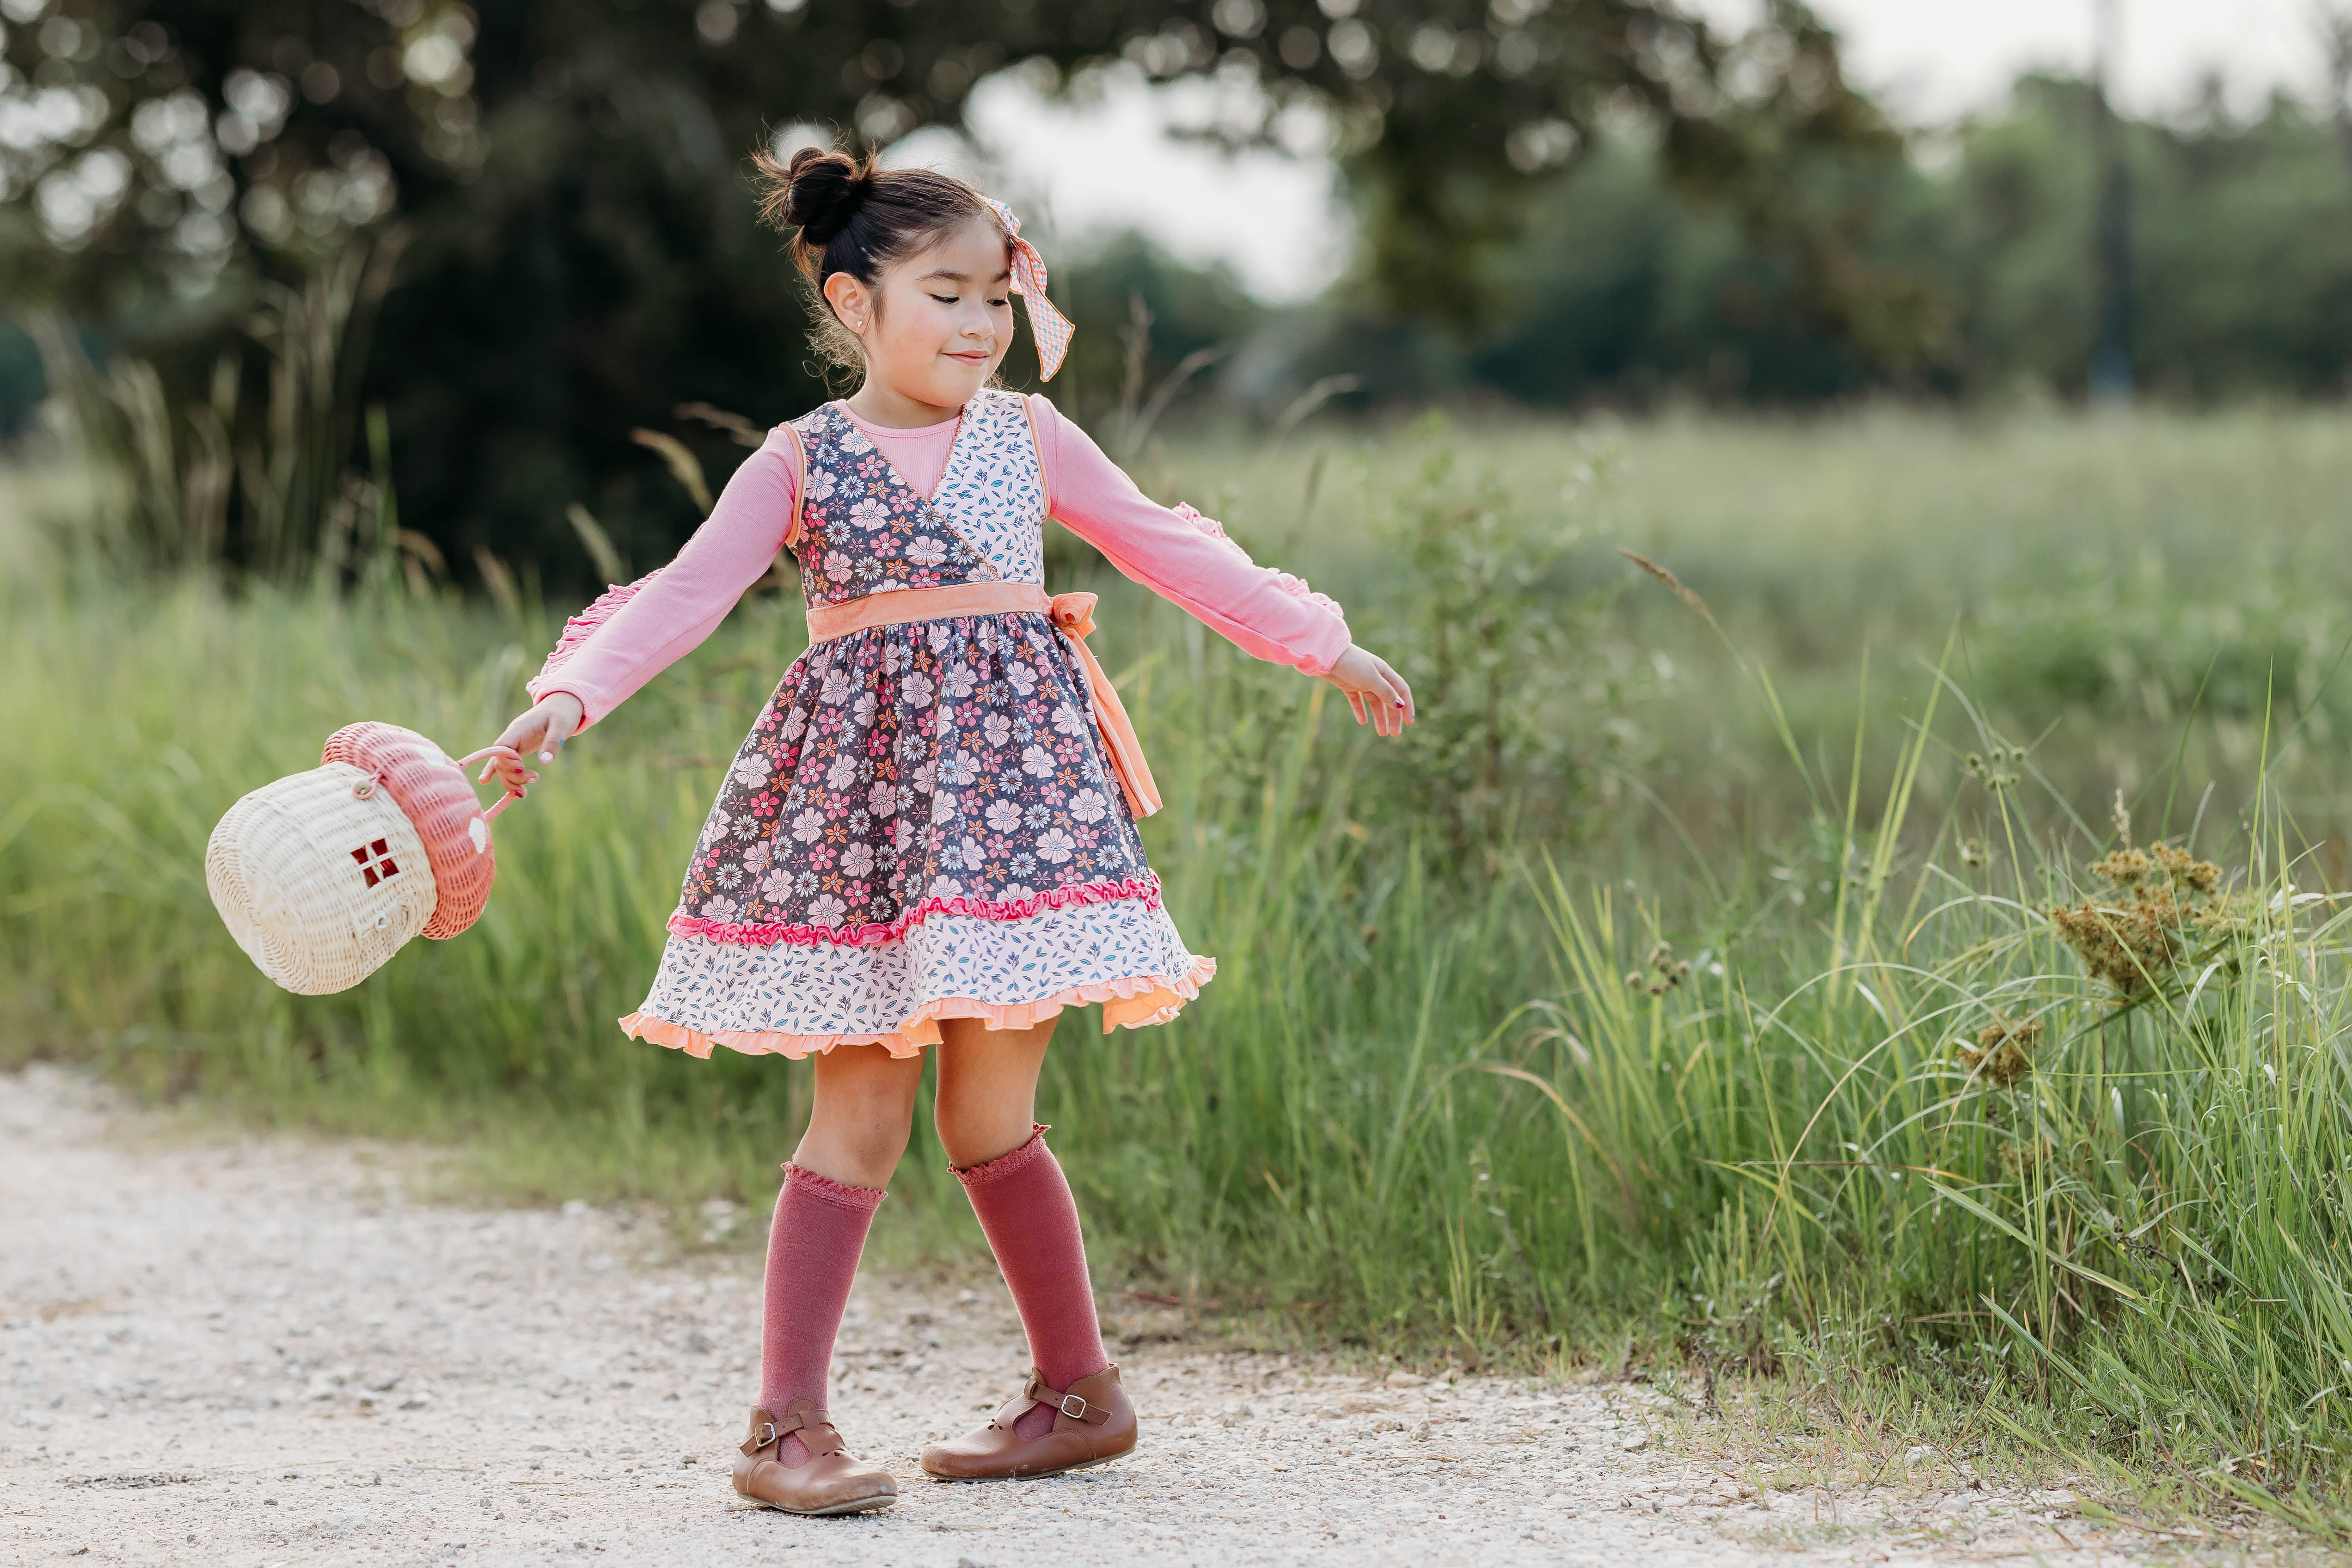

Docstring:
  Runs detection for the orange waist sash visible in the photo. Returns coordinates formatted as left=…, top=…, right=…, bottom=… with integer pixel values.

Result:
left=804, top=582, right=1161, bottom=820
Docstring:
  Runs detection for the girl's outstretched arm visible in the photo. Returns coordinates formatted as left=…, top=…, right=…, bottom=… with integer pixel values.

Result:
left=476, top=428, right=800, bottom=792
left=1028, top=396, right=1414, bottom=736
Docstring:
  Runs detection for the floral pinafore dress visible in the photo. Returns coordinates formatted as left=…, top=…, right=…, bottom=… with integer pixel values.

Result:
left=623, top=391, right=1213, bottom=1058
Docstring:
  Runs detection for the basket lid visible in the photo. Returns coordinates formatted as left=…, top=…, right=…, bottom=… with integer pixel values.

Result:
left=320, top=722, right=496, bottom=938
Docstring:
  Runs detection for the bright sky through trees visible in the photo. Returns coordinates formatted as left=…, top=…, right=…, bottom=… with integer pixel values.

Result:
left=978, top=0, right=2327, bottom=300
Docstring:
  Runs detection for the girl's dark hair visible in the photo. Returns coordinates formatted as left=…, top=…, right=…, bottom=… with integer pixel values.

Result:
left=751, top=144, right=1002, bottom=378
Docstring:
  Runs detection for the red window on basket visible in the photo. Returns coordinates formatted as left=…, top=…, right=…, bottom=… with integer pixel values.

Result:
left=350, top=838, right=401, bottom=887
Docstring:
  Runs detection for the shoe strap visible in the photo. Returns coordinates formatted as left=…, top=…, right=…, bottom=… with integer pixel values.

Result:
left=1020, top=1369, right=1110, bottom=1427
left=742, top=1406, right=846, bottom=1458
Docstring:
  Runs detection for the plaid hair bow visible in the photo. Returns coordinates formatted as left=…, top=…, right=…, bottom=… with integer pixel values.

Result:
left=985, top=198, right=1074, bottom=381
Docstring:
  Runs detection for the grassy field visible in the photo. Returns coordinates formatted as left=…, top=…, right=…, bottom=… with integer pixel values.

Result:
left=1165, top=404, right=2352, bottom=865
left=7, top=404, right=2352, bottom=1528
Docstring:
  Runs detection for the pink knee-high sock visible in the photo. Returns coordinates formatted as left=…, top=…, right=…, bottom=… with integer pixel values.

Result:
left=758, top=1163, right=885, bottom=1459
left=953, top=1125, right=1109, bottom=1437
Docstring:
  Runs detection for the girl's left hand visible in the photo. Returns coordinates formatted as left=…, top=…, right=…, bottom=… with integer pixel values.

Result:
left=1321, top=644, right=1415, bottom=737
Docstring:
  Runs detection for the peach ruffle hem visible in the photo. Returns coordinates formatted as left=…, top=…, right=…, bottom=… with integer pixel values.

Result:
left=615, top=957, right=1216, bottom=1061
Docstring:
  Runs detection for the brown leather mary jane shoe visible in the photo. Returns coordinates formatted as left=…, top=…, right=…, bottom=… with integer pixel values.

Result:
left=919, top=1364, right=1137, bottom=1482
left=732, top=1399, right=898, bottom=1516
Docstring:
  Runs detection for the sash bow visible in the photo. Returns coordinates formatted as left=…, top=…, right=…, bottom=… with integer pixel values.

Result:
left=1048, top=591, right=1161, bottom=819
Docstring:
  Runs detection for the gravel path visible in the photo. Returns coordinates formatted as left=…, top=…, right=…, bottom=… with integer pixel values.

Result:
left=0, top=1065, right=2211, bottom=1566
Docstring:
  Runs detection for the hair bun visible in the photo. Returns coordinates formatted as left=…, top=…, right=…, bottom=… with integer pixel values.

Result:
left=781, top=147, right=869, bottom=246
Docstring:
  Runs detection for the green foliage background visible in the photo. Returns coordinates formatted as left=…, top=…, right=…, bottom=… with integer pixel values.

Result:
left=1, top=0, right=1895, bottom=588
left=1297, top=78, right=2352, bottom=407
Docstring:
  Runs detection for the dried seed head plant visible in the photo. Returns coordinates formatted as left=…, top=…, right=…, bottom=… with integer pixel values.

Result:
left=1958, top=1015, right=2043, bottom=1088
left=1622, top=939, right=1692, bottom=997
left=2047, top=798, right=2241, bottom=998
left=1963, top=744, right=2024, bottom=791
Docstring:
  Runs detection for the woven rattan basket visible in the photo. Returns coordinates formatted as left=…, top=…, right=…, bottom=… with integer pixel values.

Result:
left=206, top=724, right=504, bottom=995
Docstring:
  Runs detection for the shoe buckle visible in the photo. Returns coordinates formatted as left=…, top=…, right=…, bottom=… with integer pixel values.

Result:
left=757, top=1421, right=779, bottom=1448
left=1057, top=1393, right=1090, bottom=1421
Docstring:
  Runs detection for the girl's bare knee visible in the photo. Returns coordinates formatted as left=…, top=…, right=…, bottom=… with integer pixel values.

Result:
left=796, top=1049, right=922, bottom=1188
left=933, top=1096, right=1035, bottom=1171
left=931, top=1019, right=1055, bottom=1170
left=798, top=1105, right=913, bottom=1188
left=844, top=1111, right=917, bottom=1169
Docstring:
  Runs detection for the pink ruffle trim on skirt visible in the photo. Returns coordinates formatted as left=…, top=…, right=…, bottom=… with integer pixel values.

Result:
left=616, top=956, right=1216, bottom=1061
left=667, top=875, right=1164, bottom=948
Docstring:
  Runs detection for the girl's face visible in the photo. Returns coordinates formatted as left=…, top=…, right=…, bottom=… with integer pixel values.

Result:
left=824, top=215, right=1013, bottom=418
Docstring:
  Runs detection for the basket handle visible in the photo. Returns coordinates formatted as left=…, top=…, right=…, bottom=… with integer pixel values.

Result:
left=457, top=746, right=535, bottom=820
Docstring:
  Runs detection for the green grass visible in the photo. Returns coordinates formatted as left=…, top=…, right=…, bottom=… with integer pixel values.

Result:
left=8, top=403, right=2352, bottom=1529
left=1164, top=403, right=2352, bottom=882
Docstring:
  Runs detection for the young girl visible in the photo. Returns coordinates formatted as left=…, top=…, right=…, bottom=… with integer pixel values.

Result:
left=478, top=148, right=1413, bottom=1517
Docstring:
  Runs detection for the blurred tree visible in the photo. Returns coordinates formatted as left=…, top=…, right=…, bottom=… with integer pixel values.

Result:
left=2322, top=3, right=2352, bottom=174
left=1047, top=229, right=1262, bottom=430
left=1, top=0, right=1905, bottom=583
left=1059, top=0, right=1922, bottom=353
left=2087, top=0, right=2132, bottom=404
left=1274, top=73, right=2352, bottom=410
left=0, top=317, right=41, bottom=435
left=1462, top=124, right=1928, bottom=403
left=1, top=0, right=1095, bottom=576
left=1917, top=77, right=2352, bottom=401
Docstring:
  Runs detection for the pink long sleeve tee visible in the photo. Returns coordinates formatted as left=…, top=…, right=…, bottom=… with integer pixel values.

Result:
left=528, top=396, right=1352, bottom=729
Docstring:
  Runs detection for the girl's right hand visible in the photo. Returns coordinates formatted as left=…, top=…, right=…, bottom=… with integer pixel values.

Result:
left=476, top=693, right=584, bottom=795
